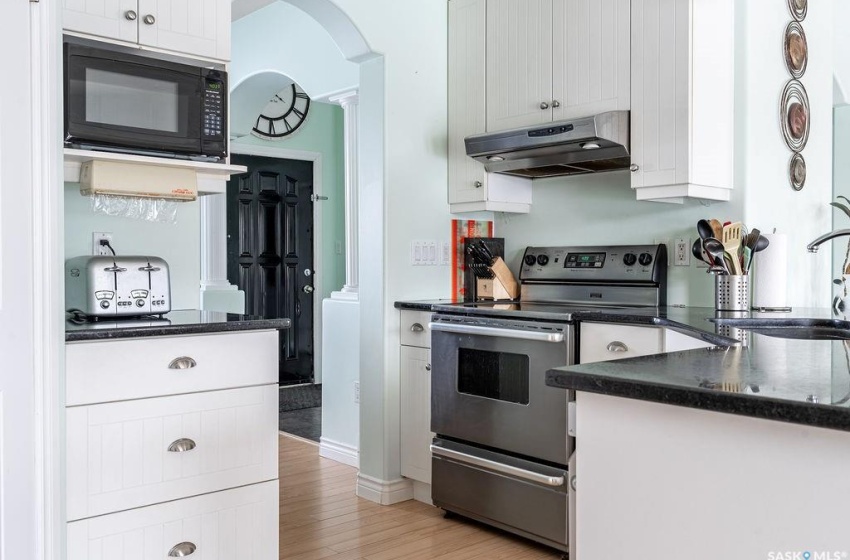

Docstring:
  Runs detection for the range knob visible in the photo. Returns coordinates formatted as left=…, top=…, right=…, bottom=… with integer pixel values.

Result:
left=536, top=255, right=549, bottom=266
left=524, top=254, right=537, bottom=266
left=638, top=253, right=653, bottom=266
left=99, top=300, right=110, bottom=309
left=623, top=253, right=637, bottom=266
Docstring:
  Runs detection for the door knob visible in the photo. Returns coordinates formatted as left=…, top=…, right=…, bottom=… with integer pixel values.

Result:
left=303, top=285, right=314, bottom=294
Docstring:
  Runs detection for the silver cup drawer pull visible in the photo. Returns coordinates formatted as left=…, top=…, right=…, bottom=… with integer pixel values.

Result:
left=410, top=322, right=425, bottom=333
left=606, top=341, right=629, bottom=353
left=168, top=542, right=197, bottom=557
left=167, top=438, right=196, bottom=453
left=168, top=356, right=197, bottom=370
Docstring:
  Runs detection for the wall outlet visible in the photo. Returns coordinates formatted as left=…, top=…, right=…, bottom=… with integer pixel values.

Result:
left=354, top=381, right=360, bottom=404
left=440, top=241, right=451, bottom=266
left=92, top=232, right=113, bottom=256
left=674, top=238, right=690, bottom=266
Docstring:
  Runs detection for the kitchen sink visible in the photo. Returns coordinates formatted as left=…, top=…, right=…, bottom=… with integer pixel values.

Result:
left=710, top=317, right=850, bottom=340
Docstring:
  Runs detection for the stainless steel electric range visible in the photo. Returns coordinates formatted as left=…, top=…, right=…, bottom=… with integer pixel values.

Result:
left=428, top=244, right=667, bottom=556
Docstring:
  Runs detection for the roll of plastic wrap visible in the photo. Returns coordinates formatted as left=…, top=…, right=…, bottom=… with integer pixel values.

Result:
left=752, top=233, right=789, bottom=310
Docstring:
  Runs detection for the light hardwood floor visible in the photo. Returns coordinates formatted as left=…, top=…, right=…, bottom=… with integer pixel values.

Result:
left=279, top=434, right=560, bottom=559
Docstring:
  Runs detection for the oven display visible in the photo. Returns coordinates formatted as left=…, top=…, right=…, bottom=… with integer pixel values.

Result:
left=564, top=252, right=606, bottom=268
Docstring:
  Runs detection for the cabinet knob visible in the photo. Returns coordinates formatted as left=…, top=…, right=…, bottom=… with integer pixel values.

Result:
left=539, top=101, right=550, bottom=110
left=143, top=14, right=156, bottom=25
left=425, top=364, right=432, bottom=372
left=124, top=10, right=137, bottom=20
left=606, top=341, right=629, bottom=353
left=474, top=181, right=483, bottom=188
left=167, top=438, right=197, bottom=453
left=552, top=100, right=561, bottom=108
left=168, top=542, right=197, bottom=557
left=410, top=322, right=425, bottom=333
left=168, top=356, right=197, bottom=370
left=629, top=164, right=640, bottom=173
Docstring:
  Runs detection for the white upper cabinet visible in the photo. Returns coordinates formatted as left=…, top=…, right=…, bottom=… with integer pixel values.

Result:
left=485, top=0, right=630, bottom=132
left=552, top=0, right=630, bottom=120
left=63, top=0, right=231, bottom=62
left=629, top=0, right=734, bottom=202
left=486, top=0, right=554, bottom=131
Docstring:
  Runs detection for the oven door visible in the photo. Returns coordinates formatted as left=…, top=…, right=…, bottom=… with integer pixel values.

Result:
left=430, top=316, right=573, bottom=465
left=64, top=44, right=202, bottom=156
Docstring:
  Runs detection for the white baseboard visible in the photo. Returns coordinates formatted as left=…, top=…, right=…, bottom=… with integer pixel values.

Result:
left=355, top=473, right=414, bottom=505
left=412, top=480, right=432, bottom=505
left=319, top=437, right=359, bottom=468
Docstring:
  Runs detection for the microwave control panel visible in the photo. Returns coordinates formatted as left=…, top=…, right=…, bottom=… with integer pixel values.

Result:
left=202, top=77, right=225, bottom=139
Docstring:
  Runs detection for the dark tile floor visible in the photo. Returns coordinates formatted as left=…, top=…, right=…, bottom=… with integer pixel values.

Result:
left=278, top=406, right=321, bottom=442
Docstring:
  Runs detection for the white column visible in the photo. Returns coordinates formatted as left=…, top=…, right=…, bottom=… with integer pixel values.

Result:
left=199, top=189, right=244, bottom=313
left=329, top=90, right=359, bottom=299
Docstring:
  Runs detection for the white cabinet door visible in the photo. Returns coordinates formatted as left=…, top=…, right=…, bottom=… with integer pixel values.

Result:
left=66, top=385, right=279, bottom=521
left=486, top=0, right=553, bottom=131
left=552, top=0, right=630, bottom=120
left=137, top=0, right=231, bottom=60
left=67, top=480, right=279, bottom=560
left=400, top=346, right=432, bottom=484
left=63, top=0, right=139, bottom=43
left=448, top=0, right=489, bottom=205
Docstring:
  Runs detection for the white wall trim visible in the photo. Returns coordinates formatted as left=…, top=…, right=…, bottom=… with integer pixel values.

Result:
left=229, top=144, right=325, bottom=384
left=30, top=2, right=64, bottom=558
left=355, top=473, right=413, bottom=505
left=328, top=90, right=359, bottom=297
left=318, top=437, right=359, bottom=468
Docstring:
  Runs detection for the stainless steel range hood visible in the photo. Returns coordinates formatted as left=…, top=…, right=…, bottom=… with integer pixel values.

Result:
left=465, top=111, right=630, bottom=178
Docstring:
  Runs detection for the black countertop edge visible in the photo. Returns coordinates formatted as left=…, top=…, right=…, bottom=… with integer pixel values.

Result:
left=546, top=370, right=850, bottom=433
left=589, top=314, right=739, bottom=347
left=394, top=300, right=454, bottom=311
left=66, top=313, right=291, bottom=342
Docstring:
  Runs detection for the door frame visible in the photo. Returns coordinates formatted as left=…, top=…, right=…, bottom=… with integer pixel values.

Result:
left=229, top=144, right=325, bottom=384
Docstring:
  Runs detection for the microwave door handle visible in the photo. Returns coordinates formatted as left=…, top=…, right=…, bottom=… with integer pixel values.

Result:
left=431, top=445, right=565, bottom=487
left=428, top=322, right=565, bottom=343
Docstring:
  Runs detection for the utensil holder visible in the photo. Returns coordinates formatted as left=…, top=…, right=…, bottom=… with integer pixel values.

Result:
left=715, top=275, right=750, bottom=311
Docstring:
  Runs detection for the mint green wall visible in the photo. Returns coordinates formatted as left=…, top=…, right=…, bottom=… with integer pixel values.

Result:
left=232, top=101, right=346, bottom=298
left=63, top=184, right=201, bottom=310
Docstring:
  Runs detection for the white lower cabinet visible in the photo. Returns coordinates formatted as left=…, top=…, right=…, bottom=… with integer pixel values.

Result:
left=400, top=346, right=432, bottom=483
left=67, top=480, right=279, bottom=560
left=580, top=322, right=714, bottom=364
left=65, top=330, right=279, bottom=558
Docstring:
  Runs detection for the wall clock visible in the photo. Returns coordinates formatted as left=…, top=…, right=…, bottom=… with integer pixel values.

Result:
left=252, top=83, right=311, bottom=139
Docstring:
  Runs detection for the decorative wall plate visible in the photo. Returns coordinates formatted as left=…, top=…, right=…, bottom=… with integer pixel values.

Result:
left=789, top=153, right=806, bottom=191
left=780, top=80, right=810, bottom=152
left=787, top=0, right=807, bottom=21
left=783, top=21, right=808, bottom=78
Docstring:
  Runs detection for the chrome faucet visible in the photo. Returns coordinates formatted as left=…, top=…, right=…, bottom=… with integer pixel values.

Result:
left=807, top=229, right=850, bottom=253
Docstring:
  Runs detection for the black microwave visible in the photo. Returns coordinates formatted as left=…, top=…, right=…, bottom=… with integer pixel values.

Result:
left=64, top=43, right=227, bottom=161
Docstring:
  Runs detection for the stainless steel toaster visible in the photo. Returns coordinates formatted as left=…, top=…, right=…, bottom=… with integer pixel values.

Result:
left=65, top=255, right=171, bottom=317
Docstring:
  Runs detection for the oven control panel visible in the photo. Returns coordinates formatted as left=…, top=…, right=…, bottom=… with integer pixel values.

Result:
left=519, top=244, right=667, bottom=284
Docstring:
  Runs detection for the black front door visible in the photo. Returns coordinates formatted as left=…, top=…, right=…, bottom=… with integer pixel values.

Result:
left=227, top=154, right=314, bottom=385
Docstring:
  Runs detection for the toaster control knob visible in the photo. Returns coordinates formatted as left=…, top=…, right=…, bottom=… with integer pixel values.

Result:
left=623, top=253, right=637, bottom=266
left=100, top=300, right=110, bottom=309
left=536, top=255, right=549, bottom=266
left=638, top=253, right=653, bottom=266
left=135, top=299, right=145, bottom=308
left=524, top=254, right=537, bottom=266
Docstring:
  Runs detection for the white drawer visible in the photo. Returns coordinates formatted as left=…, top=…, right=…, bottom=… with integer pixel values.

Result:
left=67, top=385, right=279, bottom=521
left=66, top=330, right=278, bottom=405
left=67, top=480, right=279, bottom=560
left=400, top=310, right=432, bottom=348
left=580, top=323, right=663, bottom=364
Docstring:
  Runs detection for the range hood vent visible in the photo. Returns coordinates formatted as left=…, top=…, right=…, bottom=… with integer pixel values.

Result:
left=465, top=111, right=630, bottom=179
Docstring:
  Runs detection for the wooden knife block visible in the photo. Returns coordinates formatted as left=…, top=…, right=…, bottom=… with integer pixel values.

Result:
left=476, top=257, right=519, bottom=301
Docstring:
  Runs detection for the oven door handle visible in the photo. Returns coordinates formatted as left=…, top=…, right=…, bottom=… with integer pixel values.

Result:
left=428, top=323, right=565, bottom=343
left=431, top=445, right=565, bottom=487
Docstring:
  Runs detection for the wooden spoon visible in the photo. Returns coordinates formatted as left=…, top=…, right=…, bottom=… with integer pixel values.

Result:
left=709, top=219, right=723, bottom=240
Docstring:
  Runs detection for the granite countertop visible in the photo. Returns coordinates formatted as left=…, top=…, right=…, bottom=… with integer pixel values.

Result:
left=394, top=299, right=457, bottom=311
left=547, top=326, right=850, bottom=432
left=66, top=309, right=291, bottom=342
